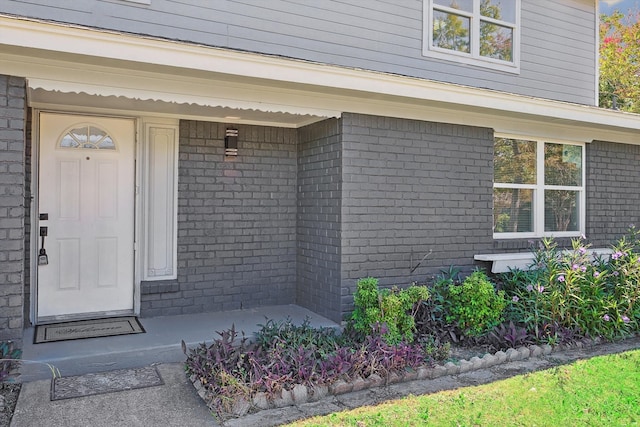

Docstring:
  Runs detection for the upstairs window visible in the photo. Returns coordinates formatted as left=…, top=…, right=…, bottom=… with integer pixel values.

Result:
left=493, top=136, right=585, bottom=238
left=424, top=0, right=520, bottom=73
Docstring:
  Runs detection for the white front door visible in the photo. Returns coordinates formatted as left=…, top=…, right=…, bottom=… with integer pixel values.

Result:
left=37, top=112, right=136, bottom=320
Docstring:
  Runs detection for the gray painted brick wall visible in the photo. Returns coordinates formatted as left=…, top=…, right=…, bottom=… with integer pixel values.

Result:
left=140, top=120, right=298, bottom=317
left=23, top=110, right=32, bottom=327
left=10, top=109, right=637, bottom=327
left=339, top=113, right=495, bottom=318
left=586, top=141, right=640, bottom=246
left=297, top=118, right=342, bottom=323
left=0, top=75, right=25, bottom=341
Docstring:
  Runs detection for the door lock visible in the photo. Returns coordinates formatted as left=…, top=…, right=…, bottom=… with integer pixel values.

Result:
left=38, top=227, right=48, bottom=266
left=38, top=249, right=48, bottom=266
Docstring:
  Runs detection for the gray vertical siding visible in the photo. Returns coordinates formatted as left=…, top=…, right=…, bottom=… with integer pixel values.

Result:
left=2, top=0, right=596, bottom=105
left=339, top=113, right=495, bottom=318
left=0, top=75, right=25, bottom=341
left=141, top=120, right=298, bottom=317
left=520, top=0, right=596, bottom=104
left=297, top=118, right=342, bottom=323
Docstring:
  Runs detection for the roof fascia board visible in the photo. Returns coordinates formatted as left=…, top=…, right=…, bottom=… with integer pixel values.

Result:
left=3, top=51, right=638, bottom=143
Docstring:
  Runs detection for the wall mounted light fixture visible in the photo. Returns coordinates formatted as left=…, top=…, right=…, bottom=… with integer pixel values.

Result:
left=225, top=128, right=238, bottom=157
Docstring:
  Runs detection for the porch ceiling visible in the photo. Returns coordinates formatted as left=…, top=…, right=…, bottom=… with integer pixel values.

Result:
left=27, top=86, right=326, bottom=129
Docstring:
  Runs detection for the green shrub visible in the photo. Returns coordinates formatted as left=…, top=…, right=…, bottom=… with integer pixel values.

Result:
left=255, top=317, right=344, bottom=358
left=350, top=277, right=429, bottom=344
left=419, top=335, right=451, bottom=362
left=606, top=226, right=640, bottom=332
left=447, top=270, right=506, bottom=337
left=503, top=231, right=640, bottom=342
left=352, top=277, right=381, bottom=334
left=413, top=267, right=461, bottom=343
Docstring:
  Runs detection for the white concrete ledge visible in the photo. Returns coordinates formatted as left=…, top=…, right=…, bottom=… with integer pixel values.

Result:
left=475, top=248, right=613, bottom=273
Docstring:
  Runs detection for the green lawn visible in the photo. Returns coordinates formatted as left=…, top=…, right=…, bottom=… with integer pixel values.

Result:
left=287, top=350, right=640, bottom=427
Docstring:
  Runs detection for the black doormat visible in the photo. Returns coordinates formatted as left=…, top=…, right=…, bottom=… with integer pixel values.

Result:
left=51, top=366, right=164, bottom=400
left=35, top=316, right=145, bottom=344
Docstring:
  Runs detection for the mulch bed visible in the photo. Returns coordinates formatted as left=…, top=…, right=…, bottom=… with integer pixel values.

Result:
left=0, top=383, right=21, bottom=427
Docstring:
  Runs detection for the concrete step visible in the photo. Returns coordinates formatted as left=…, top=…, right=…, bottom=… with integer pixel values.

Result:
left=19, top=305, right=340, bottom=382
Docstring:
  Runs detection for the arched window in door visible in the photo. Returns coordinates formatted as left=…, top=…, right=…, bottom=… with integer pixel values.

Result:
left=59, top=124, right=116, bottom=150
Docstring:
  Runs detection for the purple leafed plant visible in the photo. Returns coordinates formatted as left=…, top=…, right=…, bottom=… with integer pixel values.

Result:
left=0, top=341, right=21, bottom=382
left=489, top=321, right=532, bottom=350
left=183, top=318, right=434, bottom=418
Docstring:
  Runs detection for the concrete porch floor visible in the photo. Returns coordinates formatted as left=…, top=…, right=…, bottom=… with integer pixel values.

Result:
left=19, top=304, right=340, bottom=382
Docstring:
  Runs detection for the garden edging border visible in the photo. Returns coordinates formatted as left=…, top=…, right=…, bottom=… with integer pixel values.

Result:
left=186, top=335, right=614, bottom=419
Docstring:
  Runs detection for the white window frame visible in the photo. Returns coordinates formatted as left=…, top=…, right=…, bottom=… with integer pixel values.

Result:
left=493, top=134, right=586, bottom=239
left=423, top=0, right=521, bottom=73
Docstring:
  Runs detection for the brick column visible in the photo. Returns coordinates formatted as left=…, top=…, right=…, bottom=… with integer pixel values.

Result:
left=0, top=75, right=26, bottom=342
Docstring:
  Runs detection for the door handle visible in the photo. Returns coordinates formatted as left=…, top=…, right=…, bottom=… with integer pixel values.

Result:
left=38, top=227, right=48, bottom=265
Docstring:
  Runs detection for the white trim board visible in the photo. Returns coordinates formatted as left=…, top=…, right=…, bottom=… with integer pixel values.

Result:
left=475, top=248, right=613, bottom=273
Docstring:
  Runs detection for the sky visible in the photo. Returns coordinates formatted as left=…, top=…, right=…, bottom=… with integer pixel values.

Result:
left=600, top=0, right=640, bottom=15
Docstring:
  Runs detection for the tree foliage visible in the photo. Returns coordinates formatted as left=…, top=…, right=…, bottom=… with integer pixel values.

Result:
left=432, top=0, right=512, bottom=61
left=599, top=10, right=640, bottom=112
left=479, top=0, right=513, bottom=61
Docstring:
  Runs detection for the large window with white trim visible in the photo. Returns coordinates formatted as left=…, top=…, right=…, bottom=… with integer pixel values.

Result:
left=424, top=0, right=520, bottom=72
left=493, top=136, right=585, bottom=238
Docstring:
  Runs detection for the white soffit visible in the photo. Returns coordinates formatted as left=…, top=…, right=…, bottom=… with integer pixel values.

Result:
left=28, top=88, right=323, bottom=128
left=2, top=14, right=640, bottom=141
left=20, top=57, right=339, bottom=127
left=26, top=80, right=330, bottom=128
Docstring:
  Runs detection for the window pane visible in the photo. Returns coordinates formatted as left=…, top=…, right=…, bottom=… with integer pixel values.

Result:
left=545, top=190, right=579, bottom=232
left=545, top=143, right=582, bottom=186
left=89, top=126, right=107, bottom=144
left=70, top=127, right=88, bottom=145
left=60, top=134, right=80, bottom=148
left=433, top=10, right=470, bottom=53
left=494, top=138, right=536, bottom=184
left=480, top=0, right=516, bottom=22
left=59, top=125, right=117, bottom=150
left=494, top=188, right=534, bottom=233
left=480, top=21, right=513, bottom=61
left=97, top=136, right=116, bottom=150
left=434, top=0, right=473, bottom=13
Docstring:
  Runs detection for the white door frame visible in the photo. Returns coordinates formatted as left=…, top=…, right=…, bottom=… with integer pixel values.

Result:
left=30, top=109, right=142, bottom=324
